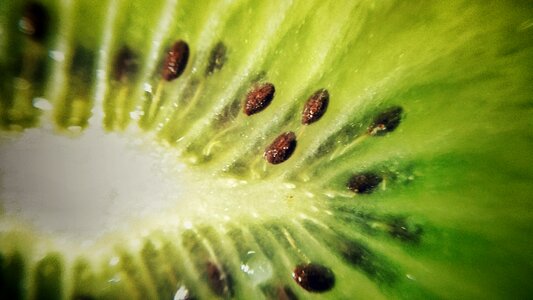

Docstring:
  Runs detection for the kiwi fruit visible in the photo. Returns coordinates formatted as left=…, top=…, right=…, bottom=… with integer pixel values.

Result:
left=0, top=0, right=532, bottom=299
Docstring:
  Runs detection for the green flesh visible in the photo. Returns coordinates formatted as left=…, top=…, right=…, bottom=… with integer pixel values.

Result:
left=1, top=0, right=533, bottom=299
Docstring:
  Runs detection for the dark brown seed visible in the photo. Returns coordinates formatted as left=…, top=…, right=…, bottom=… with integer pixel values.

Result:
left=206, top=261, right=232, bottom=297
left=264, top=132, right=297, bottom=164
left=302, top=89, right=329, bottom=125
left=243, top=83, right=275, bottom=115
left=292, top=263, right=335, bottom=293
left=368, top=106, right=403, bottom=136
left=19, top=3, right=48, bottom=41
left=162, top=40, right=190, bottom=81
left=347, top=173, right=383, bottom=194
left=205, top=42, right=227, bottom=76
left=112, top=46, right=138, bottom=82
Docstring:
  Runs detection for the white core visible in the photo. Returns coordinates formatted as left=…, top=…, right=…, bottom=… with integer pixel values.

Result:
left=0, top=127, right=185, bottom=239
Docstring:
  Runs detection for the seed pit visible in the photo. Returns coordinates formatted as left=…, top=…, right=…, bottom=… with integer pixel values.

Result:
left=302, top=89, right=329, bottom=125
left=388, top=218, right=423, bottom=243
left=206, top=261, right=232, bottom=297
left=264, top=132, right=297, bottom=165
left=347, top=173, right=382, bottom=194
left=214, top=99, right=241, bottom=126
left=205, top=42, right=227, bottom=76
left=292, top=263, right=335, bottom=293
left=368, top=106, right=403, bottom=136
left=112, top=46, right=138, bottom=83
left=19, top=2, right=49, bottom=41
left=243, top=83, right=275, bottom=116
left=162, top=40, right=190, bottom=81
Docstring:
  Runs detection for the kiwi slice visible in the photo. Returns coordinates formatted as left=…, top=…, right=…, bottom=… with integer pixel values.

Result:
left=1, top=0, right=532, bottom=299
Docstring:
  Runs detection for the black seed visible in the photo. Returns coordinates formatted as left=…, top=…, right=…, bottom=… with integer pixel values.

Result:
left=348, top=172, right=383, bottom=194
left=292, top=263, right=335, bottom=293
left=302, top=89, right=329, bottom=125
left=162, top=40, right=190, bottom=81
left=19, top=2, right=49, bottom=41
left=206, top=261, right=232, bottom=297
left=205, top=42, right=227, bottom=76
left=368, top=106, right=403, bottom=136
left=243, top=82, right=275, bottom=115
left=388, top=218, right=423, bottom=243
left=264, top=132, right=297, bottom=164
left=112, top=46, right=138, bottom=83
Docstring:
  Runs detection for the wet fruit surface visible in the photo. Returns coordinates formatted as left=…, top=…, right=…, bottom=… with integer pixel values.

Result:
left=0, top=0, right=532, bottom=299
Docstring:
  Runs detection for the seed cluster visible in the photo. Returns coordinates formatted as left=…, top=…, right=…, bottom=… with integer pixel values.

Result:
left=147, top=38, right=406, bottom=296
left=12, top=3, right=420, bottom=298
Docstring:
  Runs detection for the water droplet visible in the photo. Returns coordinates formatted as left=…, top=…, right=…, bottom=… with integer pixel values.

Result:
left=49, top=50, right=64, bottom=62
left=240, top=251, right=272, bottom=285
left=32, top=97, right=52, bottom=110
left=143, top=83, right=153, bottom=93
left=174, top=285, right=192, bottom=300
left=109, top=256, right=120, bottom=266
